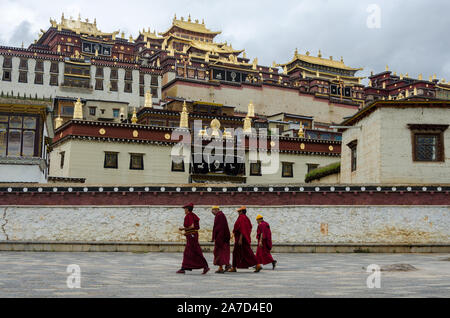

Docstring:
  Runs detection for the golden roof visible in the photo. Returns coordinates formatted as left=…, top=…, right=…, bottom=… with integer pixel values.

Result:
left=140, top=29, right=164, bottom=40
left=278, top=50, right=362, bottom=71
left=50, top=13, right=119, bottom=38
left=161, top=15, right=221, bottom=36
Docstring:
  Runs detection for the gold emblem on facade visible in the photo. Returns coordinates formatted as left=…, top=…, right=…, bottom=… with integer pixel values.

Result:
left=300, top=143, right=306, bottom=150
left=270, top=141, right=276, bottom=147
left=165, top=133, right=171, bottom=140
left=133, top=130, right=139, bottom=138
left=99, top=129, right=106, bottom=135
left=329, top=146, right=334, bottom=151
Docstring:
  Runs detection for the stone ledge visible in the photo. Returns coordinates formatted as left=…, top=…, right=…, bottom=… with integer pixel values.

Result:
left=0, top=242, right=449, bottom=253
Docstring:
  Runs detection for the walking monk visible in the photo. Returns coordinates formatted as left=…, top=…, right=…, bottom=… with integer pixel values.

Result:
left=211, top=206, right=231, bottom=274
left=228, top=206, right=262, bottom=273
left=177, top=203, right=210, bottom=275
left=256, top=215, right=277, bottom=270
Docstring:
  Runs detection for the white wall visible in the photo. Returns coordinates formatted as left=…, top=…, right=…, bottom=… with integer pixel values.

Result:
left=1, top=205, right=448, bottom=244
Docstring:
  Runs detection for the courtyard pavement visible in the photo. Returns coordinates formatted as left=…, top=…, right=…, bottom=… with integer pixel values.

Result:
left=0, top=252, right=449, bottom=298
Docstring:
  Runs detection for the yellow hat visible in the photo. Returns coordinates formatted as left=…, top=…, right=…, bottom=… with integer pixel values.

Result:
left=212, top=206, right=220, bottom=210
left=256, top=214, right=264, bottom=220
left=237, top=206, right=247, bottom=212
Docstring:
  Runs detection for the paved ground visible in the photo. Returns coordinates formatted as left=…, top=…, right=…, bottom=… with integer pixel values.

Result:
left=0, top=252, right=449, bottom=298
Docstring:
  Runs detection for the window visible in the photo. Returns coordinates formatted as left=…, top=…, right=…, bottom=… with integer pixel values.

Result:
left=347, top=140, right=358, bottom=172
left=95, top=79, right=104, bottom=90
left=130, top=154, right=144, bottom=170
left=88, top=107, right=97, bottom=116
left=151, top=87, right=158, bottom=98
left=62, top=106, right=74, bottom=116
left=18, top=71, right=28, bottom=83
left=95, top=67, right=104, bottom=78
left=0, top=114, right=39, bottom=157
left=104, top=152, right=118, bottom=169
left=171, top=156, right=185, bottom=172
left=60, top=152, right=65, bottom=169
left=307, top=164, right=320, bottom=174
left=139, top=85, right=145, bottom=97
left=139, top=74, right=145, bottom=85
left=110, top=69, right=118, bottom=79
left=19, top=58, right=28, bottom=70
left=110, top=80, right=118, bottom=92
left=34, top=73, right=43, bottom=85
left=151, top=76, right=158, bottom=86
left=409, top=124, right=448, bottom=162
left=250, top=161, right=262, bottom=176
left=124, top=82, right=132, bottom=93
left=50, top=74, right=59, bottom=86
left=282, top=162, right=294, bottom=178
left=35, top=60, right=44, bottom=72
left=2, top=57, right=12, bottom=68
left=2, top=70, right=11, bottom=81
left=50, top=62, right=59, bottom=74
left=124, top=70, right=133, bottom=81
left=113, top=109, right=120, bottom=118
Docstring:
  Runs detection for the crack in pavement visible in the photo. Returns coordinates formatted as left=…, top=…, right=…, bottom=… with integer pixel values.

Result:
left=1, top=207, right=9, bottom=241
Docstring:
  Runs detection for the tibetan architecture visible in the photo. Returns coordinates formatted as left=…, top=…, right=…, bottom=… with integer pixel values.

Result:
left=340, top=99, right=450, bottom=184
left=49, top=97, right=341, bottom=185
left=364, top=68, right=450, bottom=102
left=0, top=96, right=54, bottom=183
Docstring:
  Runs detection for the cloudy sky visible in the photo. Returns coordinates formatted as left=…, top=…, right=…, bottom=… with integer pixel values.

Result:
left=0, top=0, right=449, bottom=82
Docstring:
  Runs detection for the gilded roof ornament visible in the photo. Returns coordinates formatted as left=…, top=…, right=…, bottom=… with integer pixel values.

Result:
left=179, top=101, right=189, bottom=129
left=51, top=14, right=119, bottom=38
left=73, top=98, right=83, bottom=120
left=131, top=107, right=138, bottom=124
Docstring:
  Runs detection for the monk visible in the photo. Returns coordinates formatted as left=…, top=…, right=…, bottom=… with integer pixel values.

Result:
left=256, top=215, right=277, bottom=270
left=177, top=203, right=210, bottom=275
left=228, top=206, right=262, bottom=273
left=211, top=206, right=231, bottom=274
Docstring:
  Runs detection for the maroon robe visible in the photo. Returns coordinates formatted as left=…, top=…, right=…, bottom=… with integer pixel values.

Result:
left=181, top=212, right=208, bottom=270
left=232, top=213, right=258, bottom=269
left=256, top=221, right=275, bottom=265
left=212, top=211, right=231, bottom=266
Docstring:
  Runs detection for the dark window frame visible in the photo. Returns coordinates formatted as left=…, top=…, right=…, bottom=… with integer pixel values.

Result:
left=408, top=124, right=448, bottom=163
left=0, top=113, right=40, bottom=158
left=347, top=140, right=358, bottom=172
left=2, top=70, right=11, bottom=81
left=18, top=71, right=28, bottom=83
left=171, top=156, right=185, bottom=172
left=60, top=151, right=65, bottom=169
left=129, top=153, right=144, bottom=170
left=104, top=152, right=119, bottom=169
left=34, top=72, right=44, bottom=85
left=250, top=161, right=262, bottom=176
left=282, top=162, right=294, bottom=178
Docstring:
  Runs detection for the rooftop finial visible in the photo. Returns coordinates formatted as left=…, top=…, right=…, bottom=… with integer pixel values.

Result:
left=188, top=14, right=191, bottom=22
left=131, top=107, right=138, bottom=124
left=179, top=100, right=189, bottom=129
left=318, top=50, right=322, bottom=58
left=174, top=13, right=177, bottom=21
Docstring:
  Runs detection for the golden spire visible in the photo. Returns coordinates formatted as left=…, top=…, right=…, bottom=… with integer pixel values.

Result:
left=179, top=100, right=189, bottom=129
left=55, top=115, right=63, bottom=129
left=429, top=75, right=433, bottom=82
left=283, top=66, right=288, bottom=75
left=95, top=49, right=99, bottom=57
left=418, top=74, right=423, bottom=80
left=243, top=116, right=252, bottom=134
left=210, top=119, right=221, bottom=138
left=73, top=98, right=83, bottom=120
left=414, top=87, right=418, bottom=96
left=131, top=107, right=138, bottom=124
left=385, top=65, right=389, bottom=72
left=298, top=123, right=305, bottom=138
left=247, top=101, right=255, bottom=118
left=144, top=90, right=153, bottom=108
left=318, top=50, right=322, bottom=58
